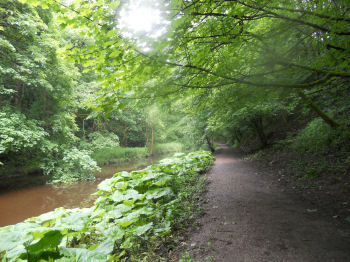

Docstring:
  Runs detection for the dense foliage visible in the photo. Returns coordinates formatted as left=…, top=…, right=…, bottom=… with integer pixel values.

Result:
left=0, top=0, right=100, bottom=179
left=0, top=0, right=207, bottom=181
left=0, top=151, right=215, bottom=261
left=1, top=0, right=350, bottom=242
left=17, top=0, right=348, bottom=154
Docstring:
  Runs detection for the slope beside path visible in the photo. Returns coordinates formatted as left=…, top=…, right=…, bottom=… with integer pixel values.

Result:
left=182, top=144, right=350, bottom=262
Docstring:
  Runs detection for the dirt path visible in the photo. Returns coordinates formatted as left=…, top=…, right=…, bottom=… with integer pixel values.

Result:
left=183, top=144, right=350, bottom=262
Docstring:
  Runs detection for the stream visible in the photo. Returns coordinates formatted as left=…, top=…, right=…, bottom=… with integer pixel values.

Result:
left=0, top=155, right=168, bottom=227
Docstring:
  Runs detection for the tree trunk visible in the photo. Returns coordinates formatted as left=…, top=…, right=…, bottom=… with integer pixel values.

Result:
left=205, top=135, right=215, bottom=152
left=297, top=90, right=339, bottom=127
left=145, top=125, right=149, bottom=149
left=150, top=125, right=154, bottom=156
left=233, top=129, right=242, bottom=144
left=252, top=117, right=268, bottom=148
left=122, top=127, right=128, bottom=146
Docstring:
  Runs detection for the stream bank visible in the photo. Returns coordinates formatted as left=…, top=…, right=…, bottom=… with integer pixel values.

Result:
left=0, top=154, right=169, bottom=226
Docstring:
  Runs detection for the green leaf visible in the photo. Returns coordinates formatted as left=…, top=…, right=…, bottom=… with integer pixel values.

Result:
left=59, top=208, right=91, bottom=231
left=111, top=189, right=142, bottom=203
left=146, top=187, right=173, bottom=200
left=109, top=50, right=120, bottom=58
left=133, top=223, right=153, bottom=236
left=116, top=217, right=136, bottom=228
left=97, top=178, right=115, bottom=192
left=102, top=225, right=125, bottom=241
left=93, top=240, right=115, bottom=255
left=60, top=247, right=108, bottom=262
left=120, top=238, right=132, bottom=249
left=27, top=230, right=63, bottom=253
left=0, top=231, right=32, bottom=252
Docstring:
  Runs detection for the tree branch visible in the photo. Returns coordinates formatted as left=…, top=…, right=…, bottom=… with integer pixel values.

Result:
left=268, top=5, right=350, bottom=22
left=227, top=0, right=350, bottom=35
left=134, top=48, right=334, bottom=89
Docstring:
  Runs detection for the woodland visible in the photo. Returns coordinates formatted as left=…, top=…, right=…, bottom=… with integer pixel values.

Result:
left=0, top=0, right=350, bottom=260
left=1, top=0, right=350, bottom=182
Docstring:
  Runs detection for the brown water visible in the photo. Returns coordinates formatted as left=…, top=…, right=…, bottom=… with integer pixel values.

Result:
left=0, top=155, right=167, bottom=227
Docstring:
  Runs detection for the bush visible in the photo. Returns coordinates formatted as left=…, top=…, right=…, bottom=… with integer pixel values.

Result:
left=0, top=110, right=48, bottom=155
left=291, top=118, right=332, bottom=153
left=41, top=147, right=100, bottom=182
left=0, top=109, right=99, bottom=182
left=81, top=131, right=120, bottom=151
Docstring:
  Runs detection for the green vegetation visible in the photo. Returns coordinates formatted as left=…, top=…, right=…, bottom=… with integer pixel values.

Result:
left=92, top=147, right=147, bottom=165
left=0, top=151, right=215, bottom=261
left=1, top=0, right=350, bottom=257
left=291, top=118, right=333, bottom=154
left=0, top=1, right=207, bottom=182
left=91, top=143, right=184, bottom=165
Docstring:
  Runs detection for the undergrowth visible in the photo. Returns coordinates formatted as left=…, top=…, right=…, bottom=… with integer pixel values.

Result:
left=153, top=142, right=184, bottom=155
left=92, top=146, right=148, bottom=164
left=245, top=116, right=350, bottom=222
left=0, top=151, right=215, bottom=261
left=92, top=142, right=185, bottom=165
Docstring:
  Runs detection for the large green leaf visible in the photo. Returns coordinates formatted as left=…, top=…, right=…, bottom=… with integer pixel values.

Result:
left=133, top=222, right=153, bottom=236
left=0, top=231, right=32, bottom=252
left=111, top=189, right=143, bottom=203
left=146, top=187, right=173, bottom=200
left=60, top=247, right=108, bottom=262
left=26, top=230, right=63, bottom=258
left=58, top=208, right=91, bottom=231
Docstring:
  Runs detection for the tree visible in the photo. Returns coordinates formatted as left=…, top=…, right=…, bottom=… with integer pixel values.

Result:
left=0, top=0, right=99, bottom=180
left=12, top=0, right=350, bottom=150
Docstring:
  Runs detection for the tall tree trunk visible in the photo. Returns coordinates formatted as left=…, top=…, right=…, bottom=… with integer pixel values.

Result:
left=233, top=129, right=242, bottom=144
left=252, top=117, right=268, bottom=148
left=205, top=135, right=215, bottom=152
left=122, top=127, right=128, bottom=146
left=13, top=63, right=21, bottom=109
left=297, top=90, right=339, bottom=127
left=145, top=125, right=149, bottom=149
left=14, top=81, right=21, bottom=109
left=150, top=125, right=154, bottom=156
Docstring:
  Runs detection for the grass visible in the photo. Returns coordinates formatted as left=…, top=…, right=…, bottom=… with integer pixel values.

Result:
left=92, top=146, right=148, bottom=164
left=92, top=142, right=185, bottom=165
left=154, top=142, right=184, bottom=154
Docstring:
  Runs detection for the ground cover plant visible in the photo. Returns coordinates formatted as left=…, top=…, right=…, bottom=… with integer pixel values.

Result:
left=0, top=151, right=215, bottom=261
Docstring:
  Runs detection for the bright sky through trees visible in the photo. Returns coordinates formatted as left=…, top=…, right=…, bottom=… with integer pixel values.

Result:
left=118, top=0, right=168, bottom=50
left=120, top=6, right=161, bottom=33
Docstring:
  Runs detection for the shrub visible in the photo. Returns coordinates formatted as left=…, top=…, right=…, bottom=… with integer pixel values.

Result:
left=0, top=109, right=99, bottom=182
left=291, top=118, right=332, bottom=153
left=41, top=147, right=100, bottom=182
left=81, top=131, right=120, bottom=151
left=0, top=110, right=48, bottom=155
